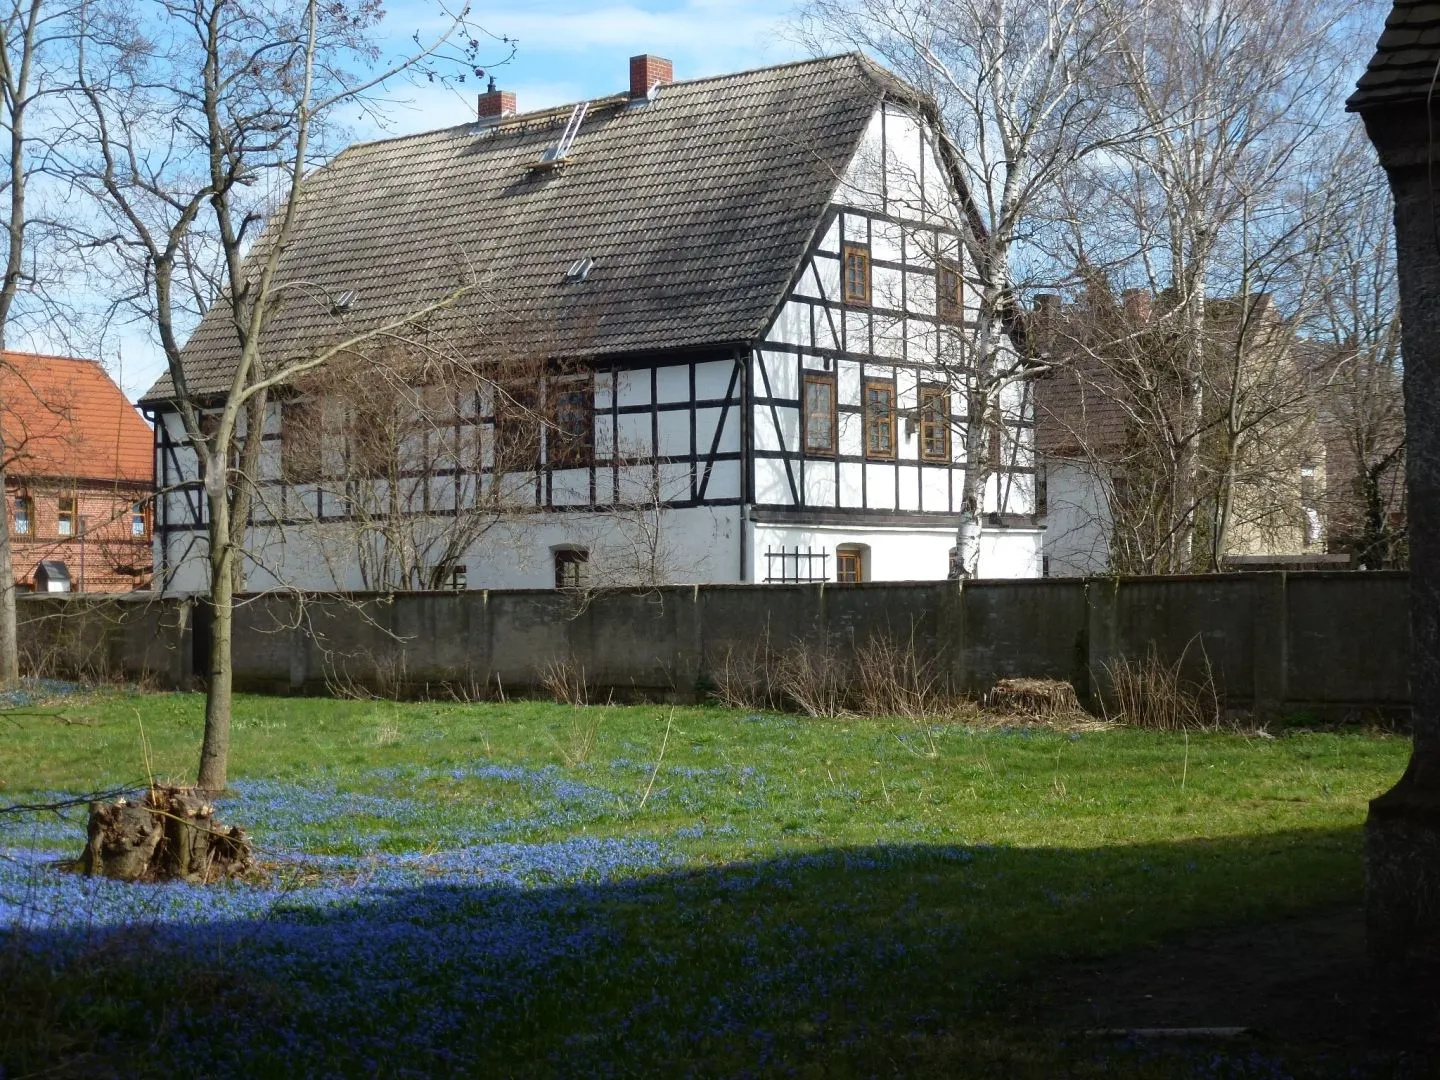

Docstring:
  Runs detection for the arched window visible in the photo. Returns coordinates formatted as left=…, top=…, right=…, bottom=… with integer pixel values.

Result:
left=553, top=546, right=589, bottom=588
left=835, top=543, right=869, bottom=583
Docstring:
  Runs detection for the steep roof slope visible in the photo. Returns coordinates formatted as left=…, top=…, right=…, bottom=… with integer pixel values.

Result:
left=2, top=352, right=154, bottom=485
left=1347, top=1, right=1440, bottom=110
left=143, top=54, right=915, bottom=404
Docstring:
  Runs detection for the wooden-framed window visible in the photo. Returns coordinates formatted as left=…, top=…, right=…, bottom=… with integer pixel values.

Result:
left=549, top=378, right=594, bottom=468
left=843, top=244, right=871, bottom=305
left=130, top=501, right=149, bottom=538
left=864, top=379, right=896, bottom=458
left=494, top=382, right=542, bottom=472
left=281, top=399, right=322, bottom=482
left=937, top=260, right=963, bottom=322
left=919, top=384, right=950, bottom=462
left=554, top=547, right=588, bottom=588
left=836, top=544, right=867, bottom=583
left=12, top=494, right=32, bottom=536
left=57, top=495, right=75, bottom=537
left=802, top=371, right=837, bottom=456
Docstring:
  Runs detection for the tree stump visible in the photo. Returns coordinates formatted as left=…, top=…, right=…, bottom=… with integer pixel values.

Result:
left=81, top=786, right=254, bottom=883
left=985, top=678, right=1083, bottom=719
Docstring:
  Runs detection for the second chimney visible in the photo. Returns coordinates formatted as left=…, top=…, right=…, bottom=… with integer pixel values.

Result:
left=478, top=77, right=516, bottom=122
left=630, top=54, right=674, bottom=99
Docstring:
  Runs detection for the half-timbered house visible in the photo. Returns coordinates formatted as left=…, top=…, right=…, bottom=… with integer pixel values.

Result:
left=141, top=53, right=1042, bottom=592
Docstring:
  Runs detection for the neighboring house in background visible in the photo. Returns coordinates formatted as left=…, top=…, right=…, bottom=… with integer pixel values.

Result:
left=142, top=53, right=1042, bottom=593
left=2, top=352, right=154, bottom=592
left=1032, top=290, right=1330, bottom=576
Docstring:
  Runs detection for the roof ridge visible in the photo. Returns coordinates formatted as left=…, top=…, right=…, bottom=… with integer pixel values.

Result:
left=330, top=52, right=873, bottom=158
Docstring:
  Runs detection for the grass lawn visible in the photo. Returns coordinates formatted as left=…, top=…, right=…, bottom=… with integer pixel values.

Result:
left=0, top=689, right=1416, bottom=1078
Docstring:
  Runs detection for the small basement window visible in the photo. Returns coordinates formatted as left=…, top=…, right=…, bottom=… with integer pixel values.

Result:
left=554, top=547, right=589, bottom=589
left=836, top=544, right=868, bottom=584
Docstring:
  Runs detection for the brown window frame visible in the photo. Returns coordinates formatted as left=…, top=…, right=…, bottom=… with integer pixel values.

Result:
left=12, top=493, right=32, bottom=536
left=281, top=399, right=323, bottom=483
left=56, top=494, right=76, bottom=538
left=843, top=244, right=871, bottom=306
left=802, top=371, right=837, bottom=456
left=548, top=378, right=595, bottom=469
left=494, top=381, right=543, bottom=473
left=836, top=546, right=865, bottom=583
left=919, top=384, right=951, bottom=462
left=937, top=259, right=963, bottom=322
left=554, top=547, right=589, bottom=589
left=864, top=379, right=896, bottom=459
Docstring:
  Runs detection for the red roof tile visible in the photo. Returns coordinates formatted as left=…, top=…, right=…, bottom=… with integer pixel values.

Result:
left=1, top=352, right=153, bottom=485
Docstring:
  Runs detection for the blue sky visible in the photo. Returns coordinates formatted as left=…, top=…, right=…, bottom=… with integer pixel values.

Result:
left=364, top=0, right=808, bottom=136
left=85, top=0, right=811, bottom=400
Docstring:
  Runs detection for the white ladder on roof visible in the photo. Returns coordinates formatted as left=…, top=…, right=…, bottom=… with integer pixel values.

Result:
left=539, top=101, right=589, bottom=165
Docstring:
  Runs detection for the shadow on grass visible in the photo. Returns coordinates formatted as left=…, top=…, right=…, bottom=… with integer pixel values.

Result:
left=1, top=825, right=1412, bottom=1079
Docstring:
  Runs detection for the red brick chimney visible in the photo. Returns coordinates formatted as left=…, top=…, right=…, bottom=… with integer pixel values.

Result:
left=477, top=77, right=516, bottom=122
left=630, top=54, right=674, bottom=99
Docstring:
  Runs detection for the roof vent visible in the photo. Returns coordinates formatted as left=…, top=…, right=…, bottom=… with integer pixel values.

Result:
left=564, top=257, right=594, bottom=283
left=329, top=289, right=357, bottom=316
left=533, top=100, right=590, bottom=171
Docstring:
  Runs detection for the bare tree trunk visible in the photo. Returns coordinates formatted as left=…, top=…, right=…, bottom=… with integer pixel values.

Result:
left=196, top=476, right=232, bottom=792
left=0, top=458, right=17, bottom=686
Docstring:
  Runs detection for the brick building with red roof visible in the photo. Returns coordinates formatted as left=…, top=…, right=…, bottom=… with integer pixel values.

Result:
left=3, top=351, right=154, bottom=592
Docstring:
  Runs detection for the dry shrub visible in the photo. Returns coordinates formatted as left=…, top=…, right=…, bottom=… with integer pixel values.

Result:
left=556, top=711, right=602, bottom=767
left=854, top=633, right=949, bottom=720
left=1103, top=644, right=1221, bottom=731
left=710, top=631, right=778, bottom=712
left=773, top=638, right=848, bottom=718
left=985, top=678, right=1083, bottom=720
left=539, top=656, right=588, bottom=707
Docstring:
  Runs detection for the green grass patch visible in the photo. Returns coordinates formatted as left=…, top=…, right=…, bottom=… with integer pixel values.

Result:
left=0, top=690, right=1415, bottom=1077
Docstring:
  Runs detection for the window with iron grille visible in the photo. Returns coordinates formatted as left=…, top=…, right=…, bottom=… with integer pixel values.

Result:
left=763, top=546, right=829, bottom=583
left=836, top=546, right=865, bottom=583
left=131, top=501, right=149, bottom=538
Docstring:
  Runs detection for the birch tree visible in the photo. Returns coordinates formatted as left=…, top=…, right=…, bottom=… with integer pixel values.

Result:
left=0, top=0, right=77, bottom=685
left=799, top=0, right=1136, bottom=577
left=1074, top=0, right=1361, bottom=570
left=65, top=0, right=505, bottom=790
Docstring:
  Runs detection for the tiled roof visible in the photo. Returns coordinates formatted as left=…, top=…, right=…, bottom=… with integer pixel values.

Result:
left=2, top=352, right=154, bottom=484
left=1348, top=1, right=1440, bottom=110
left=143, top=54, right=915, bottom=405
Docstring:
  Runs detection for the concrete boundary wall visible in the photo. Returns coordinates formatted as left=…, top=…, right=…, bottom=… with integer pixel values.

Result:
left=16, top=571, right=1409, bottom=713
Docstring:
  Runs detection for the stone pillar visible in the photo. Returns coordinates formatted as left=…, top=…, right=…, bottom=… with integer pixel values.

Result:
left=1356, top=104, right=1440, bottom=1049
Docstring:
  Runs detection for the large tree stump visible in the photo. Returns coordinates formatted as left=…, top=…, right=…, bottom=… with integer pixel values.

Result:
left=81, top=786, right=253, bottom=883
